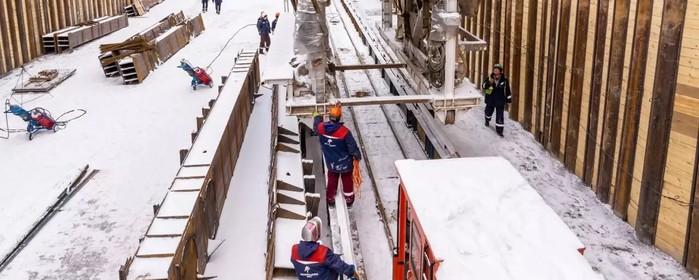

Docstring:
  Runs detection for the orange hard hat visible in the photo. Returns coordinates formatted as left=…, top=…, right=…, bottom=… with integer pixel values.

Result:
left=328, top=103, right=342, bottom=121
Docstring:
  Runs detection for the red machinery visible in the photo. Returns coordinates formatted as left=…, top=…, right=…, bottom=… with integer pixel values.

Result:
left=392, top=158, right=600, bottom=280
left=178, top=59, right=214, bottom=90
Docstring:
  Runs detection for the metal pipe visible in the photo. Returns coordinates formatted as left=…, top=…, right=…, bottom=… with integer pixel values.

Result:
left=382, top=0, right=392, bottom=28
left=444, top=0, right=457, bottom=97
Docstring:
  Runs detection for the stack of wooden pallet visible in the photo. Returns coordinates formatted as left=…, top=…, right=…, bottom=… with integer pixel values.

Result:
left=140, top=0, right=165, bottom=10
left=124, top=0, right=165, bottom=16
left=124, top=0, right=145, bottom=16
left=42, top=15, right=128, bottom=54
left=98, top=12, right=205, bottom=84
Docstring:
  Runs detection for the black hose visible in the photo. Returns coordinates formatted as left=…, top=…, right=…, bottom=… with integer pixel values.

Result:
left=205, top=23, right=257, bottom=71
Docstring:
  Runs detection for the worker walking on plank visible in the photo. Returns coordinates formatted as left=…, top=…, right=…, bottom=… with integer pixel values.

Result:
left=482, top=63, right=512, bottom=137
left=313, top=102, right=362, bottom=208
left=214, top=0, right=222, bottom=14
left=291, top=217, right=357, bottom=280
left=257, top=12, right=272, bottom=54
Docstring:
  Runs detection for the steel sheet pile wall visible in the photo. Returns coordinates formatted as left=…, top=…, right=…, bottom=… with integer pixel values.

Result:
left=119, top=50, right=260, bottom=280
left=465, top=0, right=699, bottom=274
left=0, top=0, right=131, bottom=76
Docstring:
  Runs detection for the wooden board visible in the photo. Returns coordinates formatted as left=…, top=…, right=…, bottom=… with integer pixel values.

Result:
left=655, top=102, right=698, bottom=261
left=575, top=0, right=598, bottom=177
left=522, top=0, right=537, bottom=131
left=542, top=0, right=561, bottom=147
left=613, top=0, right=653, bottom=219
left=483, top=0, right=491, bottom=88
left=549, top=0, right=573, bottom=157
left=564, top=0, right=591, bottom=170
left=480, top=0, right=486, bottom=86
left=12, top=69, right=76, bottom=93
left=686, top=128, right=699, bottom=275
left=636, top=0, right=688, bottom=245
left=492, top=0, right=502, bottom=67
left=534, top=0, right=550, bottom=141
left=511, top=0, right=523, bottom=121
left=627, top=0, right=663, bottom=226
left=592, top=0, right=615, bottom=190
left=503, top=0, right=512, bottom=89
left=596, top=0, right=632, bottom=203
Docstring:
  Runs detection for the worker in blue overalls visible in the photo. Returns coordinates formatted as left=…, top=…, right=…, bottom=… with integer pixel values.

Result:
left=313, top=102, right=362, bottom=208
left=291, top=217, right=357, bottom=279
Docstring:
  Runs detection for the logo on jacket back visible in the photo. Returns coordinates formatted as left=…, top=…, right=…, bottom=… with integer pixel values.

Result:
left=325, top=138, right=336, bottom=147
left=300, top=265, right=320, bottom=278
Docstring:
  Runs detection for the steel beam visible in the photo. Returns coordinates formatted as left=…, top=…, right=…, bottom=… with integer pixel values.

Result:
left=286, top=94, right=481, bottom=115
left=331, top=63, right=406, bottom=71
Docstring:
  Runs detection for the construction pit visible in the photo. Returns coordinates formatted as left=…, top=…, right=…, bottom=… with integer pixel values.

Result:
left=0, top=0, right=698, bottom=279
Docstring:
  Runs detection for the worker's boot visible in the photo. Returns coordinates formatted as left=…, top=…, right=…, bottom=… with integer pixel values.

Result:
left=485, top=119, right=489, bottom=127
left=496, top=128, right=504, bottom=137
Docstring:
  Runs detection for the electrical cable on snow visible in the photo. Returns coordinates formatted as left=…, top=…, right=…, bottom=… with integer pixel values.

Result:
left=205, top=23, right=257, bottom=73
left=1, top=98, right=88, bottom=140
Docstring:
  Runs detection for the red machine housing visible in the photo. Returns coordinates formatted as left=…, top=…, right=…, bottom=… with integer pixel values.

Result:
left=393, top=182, right=440, bottom=280
left=194, top=68, right=212, bottom=86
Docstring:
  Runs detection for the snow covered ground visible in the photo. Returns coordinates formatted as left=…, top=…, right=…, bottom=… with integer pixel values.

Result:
left=0, top=0, right=283, bottom=279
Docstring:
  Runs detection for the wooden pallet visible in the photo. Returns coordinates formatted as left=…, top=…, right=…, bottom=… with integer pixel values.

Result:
left=124, top=1, right=146, bottom=17
left=12, top=69, right=77, bottom=93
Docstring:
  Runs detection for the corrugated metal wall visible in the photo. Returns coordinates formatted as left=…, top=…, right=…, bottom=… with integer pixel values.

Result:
left=0, top=0, right=130, bottom=76
left=465, top=0, right=699, bottom=274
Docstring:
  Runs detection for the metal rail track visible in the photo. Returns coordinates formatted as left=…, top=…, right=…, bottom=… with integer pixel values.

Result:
left=328, top=0, right=415, bottom=257
left=319, top=1, right=467, bottom=278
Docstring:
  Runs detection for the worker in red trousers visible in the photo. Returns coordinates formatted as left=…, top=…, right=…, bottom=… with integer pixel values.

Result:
left=313, top=102, right=362, bottom=208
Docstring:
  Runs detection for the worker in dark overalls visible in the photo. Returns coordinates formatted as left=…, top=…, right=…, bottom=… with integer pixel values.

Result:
left=213, top=0, right=222, bottom=14
left=482, top=64, right=512, bottom=137
left=201, top=0, right=208, bottom=12
left=257, top=12, right=272, bottom=54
